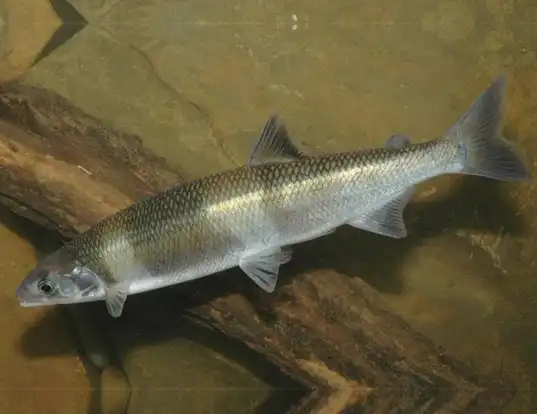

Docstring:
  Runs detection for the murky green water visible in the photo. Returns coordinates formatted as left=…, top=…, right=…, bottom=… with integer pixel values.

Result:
left=1, top=0, right=537, bottom=412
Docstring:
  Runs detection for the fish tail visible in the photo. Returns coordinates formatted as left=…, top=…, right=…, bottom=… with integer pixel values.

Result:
left=444, top=76, right=530, bottom=182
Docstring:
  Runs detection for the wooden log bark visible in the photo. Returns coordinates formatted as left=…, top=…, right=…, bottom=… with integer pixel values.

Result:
left=0, top=82, right=514, bottom=413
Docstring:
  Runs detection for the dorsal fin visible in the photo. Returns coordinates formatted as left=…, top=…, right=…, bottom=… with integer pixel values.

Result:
left=248, top=115, right=304, bottom=165
left=385, top=134, right=411, bottom=149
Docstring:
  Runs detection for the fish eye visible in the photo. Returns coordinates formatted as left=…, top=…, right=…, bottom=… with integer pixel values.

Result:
left=37, top=279, right=55, bottom=296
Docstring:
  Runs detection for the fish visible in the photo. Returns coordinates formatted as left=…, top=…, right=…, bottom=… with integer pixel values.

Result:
left=15, top=76, right=529, bottom=318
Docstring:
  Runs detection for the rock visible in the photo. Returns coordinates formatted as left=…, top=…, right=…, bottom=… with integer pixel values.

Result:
left=25, top=0, right=534, bottom=180
left=0, top=0, right=61, bottom=83
left=101, top=366, right=131, bottom=414
left=378, top=232, right=534, bottom=413
left=108, top=318, right=272, bottom=414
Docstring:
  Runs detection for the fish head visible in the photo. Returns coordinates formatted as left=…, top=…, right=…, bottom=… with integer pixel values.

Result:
left=16, top=246, right=106, bottom=308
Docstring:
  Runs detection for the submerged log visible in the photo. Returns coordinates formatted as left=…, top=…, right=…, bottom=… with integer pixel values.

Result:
left=0, top=82, right=514, bottom=413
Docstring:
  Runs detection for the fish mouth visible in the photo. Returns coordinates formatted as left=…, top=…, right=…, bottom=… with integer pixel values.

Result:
left=18, top=297, right=99, bottom=307
left=15, top=284, right=86, bottom=307
left=15, top=284, right=33, bottom=302
left=17, top=290, right=102, bottom=307
left=16, top=291, right=62, bottom=307
left=16, top=282, right=104, bottom=308
left=19, top=300, right=57, bottom=308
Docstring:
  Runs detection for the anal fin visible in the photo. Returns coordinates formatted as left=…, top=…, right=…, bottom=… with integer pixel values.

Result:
left=348, top=186, right=415, bottom=239
left=347, top=133, right=414, bottom=238
left=239, top=246, right=292, bottom=292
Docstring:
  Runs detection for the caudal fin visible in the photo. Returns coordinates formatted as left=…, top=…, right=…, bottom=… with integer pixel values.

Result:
left=445, top=76, right=530, bottom=182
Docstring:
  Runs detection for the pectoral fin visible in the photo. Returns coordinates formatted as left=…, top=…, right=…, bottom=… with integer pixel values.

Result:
left=239, top=246, right=292, bottom=292
left=101, top=237, right=147, bottom=318
left=347, top=187, right=415, bottom=238
left=248, top=116, right=305, bottom=165
left=105, top=281, right=130, bottom=318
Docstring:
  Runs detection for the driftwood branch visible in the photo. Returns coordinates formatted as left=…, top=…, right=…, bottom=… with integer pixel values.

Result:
left=0, top=83, right=514, bottom=413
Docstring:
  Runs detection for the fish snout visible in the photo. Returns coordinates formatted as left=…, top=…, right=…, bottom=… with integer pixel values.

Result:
left=16, top=282, right=37, bottom=305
